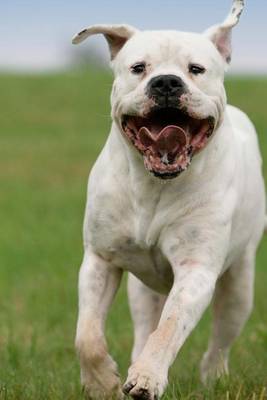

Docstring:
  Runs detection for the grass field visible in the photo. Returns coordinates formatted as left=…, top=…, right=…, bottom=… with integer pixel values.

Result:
left=0, top=70, right=266, bottom=400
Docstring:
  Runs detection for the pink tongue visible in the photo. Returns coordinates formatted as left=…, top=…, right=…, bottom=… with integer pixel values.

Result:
left=139, top=125, right=187, bottom=157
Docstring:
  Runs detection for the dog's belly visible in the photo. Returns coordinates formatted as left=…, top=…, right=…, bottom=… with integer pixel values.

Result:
left=99, top=240, right=173, bottom=294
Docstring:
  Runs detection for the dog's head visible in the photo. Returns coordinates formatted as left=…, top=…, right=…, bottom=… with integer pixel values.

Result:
left=73, top=0, right=244, bottom=179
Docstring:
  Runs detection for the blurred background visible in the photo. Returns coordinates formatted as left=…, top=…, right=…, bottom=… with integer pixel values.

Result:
left=1, top=0, right=267, bottom=73
left=0, top=1, right=266, bottom=399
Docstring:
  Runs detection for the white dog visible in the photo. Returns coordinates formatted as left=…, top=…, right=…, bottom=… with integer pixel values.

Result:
left=72, top=1, right=266, bottom=399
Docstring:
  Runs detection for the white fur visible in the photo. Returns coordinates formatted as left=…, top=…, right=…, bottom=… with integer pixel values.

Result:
left=73, top=1, right=266, bottom=398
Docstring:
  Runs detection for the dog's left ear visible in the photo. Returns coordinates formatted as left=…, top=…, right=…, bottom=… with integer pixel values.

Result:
left=204, top=0, right=244, bottom=64
left=72, top=24, right=138, bottom=60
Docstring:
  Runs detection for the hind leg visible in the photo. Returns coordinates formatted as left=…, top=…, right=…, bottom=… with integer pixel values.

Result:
left=200, top=248, right=255, bottom=382
left=128, top=273, right=167, bottom=363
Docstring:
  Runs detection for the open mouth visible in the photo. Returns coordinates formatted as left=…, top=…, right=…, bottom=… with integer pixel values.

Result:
left=121, top=107, right=215, bottom=179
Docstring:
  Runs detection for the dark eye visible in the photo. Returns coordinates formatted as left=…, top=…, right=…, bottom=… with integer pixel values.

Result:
left=189, top=63, right=206, bottom=75
left=131, top=62, right=146, bottom=74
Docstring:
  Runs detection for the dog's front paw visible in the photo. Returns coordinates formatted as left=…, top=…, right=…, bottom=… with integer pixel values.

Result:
left=82, top=375, right=124, bottom=400
left=123, top=362, right=167, bottom=400
left=81, top=354, right=124, bottom=399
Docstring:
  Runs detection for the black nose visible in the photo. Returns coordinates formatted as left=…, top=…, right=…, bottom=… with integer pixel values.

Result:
left=148, top=75, right=186, bottom=99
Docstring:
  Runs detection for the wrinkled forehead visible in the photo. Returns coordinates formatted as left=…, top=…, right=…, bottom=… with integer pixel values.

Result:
left=114, top=30, right=223, bottom=72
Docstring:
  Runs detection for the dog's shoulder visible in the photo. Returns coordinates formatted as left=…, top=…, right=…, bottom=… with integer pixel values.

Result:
left=226, top=104, right=262, bottom=165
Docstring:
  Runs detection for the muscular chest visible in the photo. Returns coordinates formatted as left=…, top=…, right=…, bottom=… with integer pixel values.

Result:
left=88, top=203, right=173, bottom=293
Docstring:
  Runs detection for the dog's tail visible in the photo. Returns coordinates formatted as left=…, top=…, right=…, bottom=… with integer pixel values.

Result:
left=265, top=216, right=267, bottom=234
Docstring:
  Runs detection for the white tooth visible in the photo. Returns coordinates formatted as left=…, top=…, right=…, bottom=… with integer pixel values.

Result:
left=161, top=153, right=169, bottom=165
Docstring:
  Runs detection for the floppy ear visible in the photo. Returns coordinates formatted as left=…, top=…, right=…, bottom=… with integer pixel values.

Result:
left=72, top=24, right=138, bottom=60
left=204, top=0, right=244, bottom=64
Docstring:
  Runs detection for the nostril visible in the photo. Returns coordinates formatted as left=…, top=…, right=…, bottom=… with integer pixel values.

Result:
left=153, top=78, right=164, bottom=89
left=170, top=79, right=180, bottom=88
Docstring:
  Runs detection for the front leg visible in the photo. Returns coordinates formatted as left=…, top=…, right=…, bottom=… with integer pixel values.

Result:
left=75, top=250, right=123, bottom=399
left=123, top=261, right=218, bottom=399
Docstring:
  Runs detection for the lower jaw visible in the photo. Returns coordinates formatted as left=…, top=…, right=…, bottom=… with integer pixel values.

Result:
left=151, top=170, right=182, bottom=180
left=144, top=155, right=192, bottom=180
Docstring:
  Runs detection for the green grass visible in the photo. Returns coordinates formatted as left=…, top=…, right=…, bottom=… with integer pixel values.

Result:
left=0, top=70, right=266, bottom=399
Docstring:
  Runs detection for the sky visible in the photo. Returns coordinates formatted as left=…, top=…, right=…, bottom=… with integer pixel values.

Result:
left=0, top=0, right=266, bottom=73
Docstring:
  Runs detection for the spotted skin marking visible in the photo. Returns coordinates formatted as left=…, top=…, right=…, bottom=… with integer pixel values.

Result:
left=78, top=29, right=87, bottom=36
left=180, top=258, right=199, bottom=267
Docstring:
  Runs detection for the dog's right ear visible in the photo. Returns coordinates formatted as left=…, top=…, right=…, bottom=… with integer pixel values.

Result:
left=72, top=24, right=138, bottom=60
